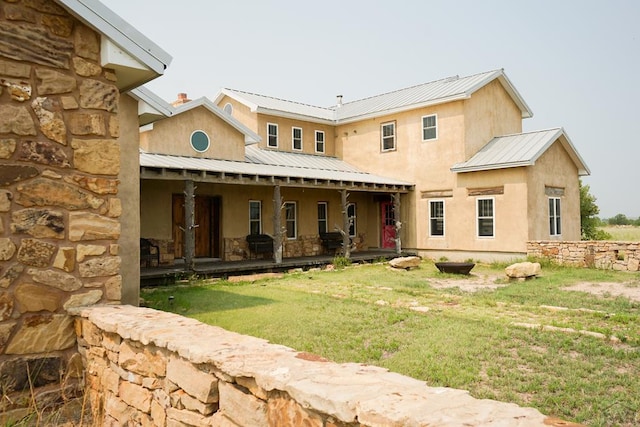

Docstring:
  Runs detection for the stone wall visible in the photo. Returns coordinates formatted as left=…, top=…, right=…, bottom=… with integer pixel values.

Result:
left=528, top=241, right=640, bottom=271
left=0, top=0, right=124, bottom=416
left=75, top=305, right=571, bottom=427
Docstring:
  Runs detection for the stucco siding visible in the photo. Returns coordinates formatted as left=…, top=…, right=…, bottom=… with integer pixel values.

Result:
left=256, top=114, right=336, bottom=156
left=140, top=106, right=246, bottom=161
left=217, top=95, right=258, bottom=134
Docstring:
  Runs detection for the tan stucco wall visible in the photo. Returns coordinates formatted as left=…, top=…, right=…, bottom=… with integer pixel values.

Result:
left=140, top=106, right=246, bottom=161
left=255, top=114, right=336, bottom=156
left=526, top=141, right=581, bottom=241
left=217, top=95, right=258, bottom=134
left=119, top=95, right=141, bottom=305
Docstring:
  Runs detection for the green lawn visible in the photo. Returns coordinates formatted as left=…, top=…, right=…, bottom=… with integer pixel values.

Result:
left=142, top=261, right=640, bottom=427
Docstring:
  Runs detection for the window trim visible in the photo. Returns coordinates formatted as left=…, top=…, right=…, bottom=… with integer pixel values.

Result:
left=267, top=123, right=278, bottom=148
left=284, top=201, right=297, bottom=240
left=422, top=114, right=438, bottom=141
left=315, top=130, right=325, bottom=153
left=429, top=199, right=445, bottom=237
left=476, top=197, right=495, bottom=238
left=317, top=202, right=328, bottom=234
left=347, top=203, right=357, bottom=237
left=249, top=200, right=262, bottom=235
left=381, top=121, right=396, bottom=152
left=292, top=127, right=303, bottom=151
left=549, top=197, right=562, bottom=236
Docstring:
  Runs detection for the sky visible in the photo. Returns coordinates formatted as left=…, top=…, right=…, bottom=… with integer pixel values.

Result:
left=102, top=0, right=640, bottom=218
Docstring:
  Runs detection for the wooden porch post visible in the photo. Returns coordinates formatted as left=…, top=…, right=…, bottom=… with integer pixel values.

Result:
left=392, top=192, right=402, bottom=255
left=184, top=180, right=196, bottom=272
left=272, top=184, right=283, bottom=264
left=340, top=189, right=351, bottom=259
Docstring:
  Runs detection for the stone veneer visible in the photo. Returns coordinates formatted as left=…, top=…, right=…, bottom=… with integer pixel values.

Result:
left=74, top=305, right=578, bottom=427
left=0, top=0, right=124, bottom=416
left=528, top=241, right=640, bottom=271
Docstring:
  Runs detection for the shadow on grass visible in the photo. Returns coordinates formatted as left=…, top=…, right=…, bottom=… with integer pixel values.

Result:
left=141, top=287, right=276, bottom=314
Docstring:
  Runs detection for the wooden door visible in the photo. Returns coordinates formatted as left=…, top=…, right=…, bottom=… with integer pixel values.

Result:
left=172, top=194, right=220, bottom=258
left=381, top=201, right=396, bottom=249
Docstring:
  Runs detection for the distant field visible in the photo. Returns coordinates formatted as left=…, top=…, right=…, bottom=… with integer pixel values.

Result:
left=599, top=225, right=640, bottom=241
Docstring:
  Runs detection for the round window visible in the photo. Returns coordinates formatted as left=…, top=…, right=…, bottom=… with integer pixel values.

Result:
left=223, top=103, right=233, bottom=115
left=190, top=130, right=210, bottom=152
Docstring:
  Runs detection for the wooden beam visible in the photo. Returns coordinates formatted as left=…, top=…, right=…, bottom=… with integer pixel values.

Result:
left=184, top=180, right=196, bottom=272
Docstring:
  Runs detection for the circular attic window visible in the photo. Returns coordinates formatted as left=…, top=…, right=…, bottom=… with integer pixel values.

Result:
left=223, top=103, right=233, bottom=115
left=190, top=130, right=210, bottom=152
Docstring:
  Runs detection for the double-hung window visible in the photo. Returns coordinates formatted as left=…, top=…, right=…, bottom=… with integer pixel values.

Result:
left=477, top=198, right=494, bottom=238
left=267, top=123, right=278, bottom=148
left=549, top=197, right=561, bottom=236
left=381, top=122, right=396, bottom=151
left=422, top=114, right=437, bottom=141
left=347, top=203, right=357, bottom=237
left=292, top=127, right=302, bottom=151
left=317, top=202, right=328, bottom=234
left=429, top=200, right=445, bottom=237
left=249, top=200, right=261, bottom=235
left=284, top=202, right=297, bottom=239
left=315, top=130, right=325, bottom=153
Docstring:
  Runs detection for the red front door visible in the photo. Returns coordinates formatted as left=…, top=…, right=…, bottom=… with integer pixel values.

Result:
left=381, top=202, right=396, bottom=249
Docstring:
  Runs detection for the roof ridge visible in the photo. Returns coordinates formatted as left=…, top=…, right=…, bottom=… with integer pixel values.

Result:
left=225, top=88, right=334, bottom=112
left=496, top=127, right=562, bottom=138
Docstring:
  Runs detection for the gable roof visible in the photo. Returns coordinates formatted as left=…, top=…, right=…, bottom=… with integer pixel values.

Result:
left=130, top=88, right=261, bottom=145
left=214, top=69, right=532, bottom=124
left=451, top=128, right=590, bottom=176
left=56, top=0, right=172, bottom=91
left=140, top=145, right=412, bottom=189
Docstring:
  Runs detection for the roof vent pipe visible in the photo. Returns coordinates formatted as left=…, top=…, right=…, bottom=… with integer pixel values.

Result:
left=336, top=94, right=343, bottom=107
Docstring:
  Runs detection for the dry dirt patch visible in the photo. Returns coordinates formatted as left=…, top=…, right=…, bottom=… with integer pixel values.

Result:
left=562, top=281, right=640, bottom=302
left=428, top=273, right=507, bottom=292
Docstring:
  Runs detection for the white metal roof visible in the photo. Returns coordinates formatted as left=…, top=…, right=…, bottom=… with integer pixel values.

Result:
left=451, top=128, right=590, bottom=176
left=214, top=69, right=532, bottom=124
left=140, top=146, right=412, bottom=187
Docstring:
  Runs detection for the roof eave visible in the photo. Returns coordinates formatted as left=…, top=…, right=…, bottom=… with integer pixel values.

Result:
left=256, top=108, right=335, bottom=125
left=451, top=161, right=533, bottom=173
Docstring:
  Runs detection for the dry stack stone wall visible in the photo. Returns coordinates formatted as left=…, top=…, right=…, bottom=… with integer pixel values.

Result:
left=0, top=0, right=123, bottom=417
left=528, top=241, right=640, bottom=271
left=75, top=305, right=572, bottom=427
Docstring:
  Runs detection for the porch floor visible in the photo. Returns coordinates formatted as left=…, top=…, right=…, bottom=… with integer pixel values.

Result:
left=141, top=249, right=410, bottom=286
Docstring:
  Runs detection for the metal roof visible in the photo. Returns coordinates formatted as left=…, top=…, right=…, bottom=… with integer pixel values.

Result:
left=140, top=146, right=412, bottom=187
left=214, top=69, right=532, bottom=124
left=451, top=128, right=590, bottom=176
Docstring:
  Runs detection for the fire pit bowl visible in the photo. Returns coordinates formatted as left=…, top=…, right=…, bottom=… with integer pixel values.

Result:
left=435, top=262, right=475, bottom=275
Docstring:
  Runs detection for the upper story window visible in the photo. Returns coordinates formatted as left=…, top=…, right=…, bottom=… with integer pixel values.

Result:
left=549, top=197, right=561, bottom=236
left=477, top=198, right=494, bottom=238
left=284, top=201, right=297, bottom=239
left=317, top=202, right=328, bottom=234
left=223, top=103, right=233, bottom=115
left=381, top=122, right=396, bottom=151
left=190, top=130, right=210, bottom=152
left=249, top=200, right=262, bottom=235
left=429, top=200, right=445, bottom=237
left=315, top=130, right=325, bottom=153
left=422, top=114, right=437, bottom=141
left=267, top=123, right=278, bottom=148
left=292, top=127, right=303, bottom=151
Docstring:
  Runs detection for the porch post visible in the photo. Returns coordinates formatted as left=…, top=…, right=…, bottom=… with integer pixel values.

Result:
left=184, top=180, right=196, bottom=272
left=393, top=192, right=402, bottom=255
left=272, top=184, right=283, bottom=264
left=340, top=189, right=351, bottom=259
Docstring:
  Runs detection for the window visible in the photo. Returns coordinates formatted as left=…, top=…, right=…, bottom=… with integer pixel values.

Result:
left=347, top=203, right=356, bottom=237
left=284, top=202, right=297, bottom=239
left=292, top=127, right=302, bottom=151
left=190, top=130, right=210, bottom=152
left=317, top=202, right=328, bottom=234
left=315, top=130, right=325, bottom=153
left=477, top=198, right=494, bottom=237
left=223, top=103, right=233, bottom=115
left=549, top=197, right=561, bottom=236
left=429, top=200, right=445, bottom=236
left=422, top=114, right=437, bottom=141
left=249, top=200, right=261, bottom=235
left=267, top=123, right=278, bottom=148
left=381, top=122, right=396, bottom=151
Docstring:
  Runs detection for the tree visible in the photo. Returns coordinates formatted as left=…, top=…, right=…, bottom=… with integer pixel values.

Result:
left=580, top=180, right=610, bottom=240
left=608, top=213, right=630, bottom=226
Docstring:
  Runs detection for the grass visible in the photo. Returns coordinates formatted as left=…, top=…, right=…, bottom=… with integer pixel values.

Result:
left=599, top=225, right=640, bottom=241
left=141, top=261, right=640, bottom=426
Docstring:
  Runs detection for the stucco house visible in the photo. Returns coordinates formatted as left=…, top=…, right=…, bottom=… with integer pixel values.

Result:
left=137, top=69, right=589, bottom=264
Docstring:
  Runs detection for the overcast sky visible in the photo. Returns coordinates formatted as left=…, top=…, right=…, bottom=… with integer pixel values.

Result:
left=102, top=0, right=640, bottom=218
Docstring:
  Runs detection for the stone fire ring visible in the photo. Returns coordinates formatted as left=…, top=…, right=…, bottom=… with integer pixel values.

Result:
left=435, top=262, right=476, bottom=275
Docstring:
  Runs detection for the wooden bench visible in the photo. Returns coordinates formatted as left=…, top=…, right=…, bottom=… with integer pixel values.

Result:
left=320, top=232, right=344, bottom=253
left=140, top=238, right=159, bottom=267
left=246, top=234, right=273, bottom=258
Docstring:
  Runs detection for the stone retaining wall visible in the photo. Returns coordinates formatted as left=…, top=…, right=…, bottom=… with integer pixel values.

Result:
left=75, top=305, right=573, bottom=427
left=528, top=241, right=640, bottom=271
